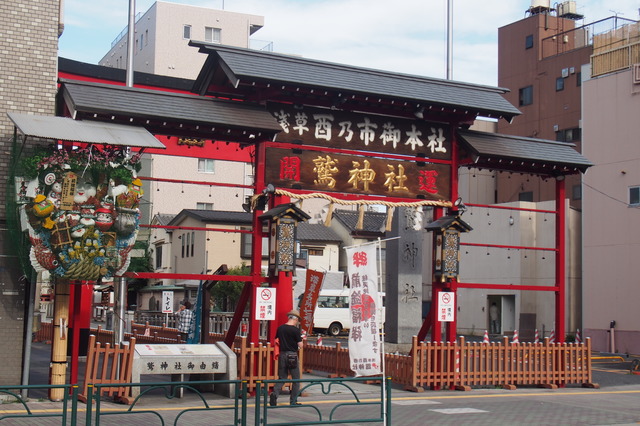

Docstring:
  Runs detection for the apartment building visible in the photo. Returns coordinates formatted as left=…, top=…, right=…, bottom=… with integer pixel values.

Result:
left=99, top=1, right=265, bottom=79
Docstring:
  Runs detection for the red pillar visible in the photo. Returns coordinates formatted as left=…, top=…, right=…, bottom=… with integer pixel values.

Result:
left=447, top=123, right=459, bottom=343
left=249, top=142, right=267, bottom=344
left=555, top=177, right=566, bottom=343
left=445, top=278, right=458, bottom=342
left=430, top=207, right=445, bottom=343
left=268, top=194, right=292, bottom=343
left=68, top=282, right=92, bottom=386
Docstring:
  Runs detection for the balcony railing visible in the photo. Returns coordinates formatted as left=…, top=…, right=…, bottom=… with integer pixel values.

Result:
left=540, top=16, right=640, bottom=78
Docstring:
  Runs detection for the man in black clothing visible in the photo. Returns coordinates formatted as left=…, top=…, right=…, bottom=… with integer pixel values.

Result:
left=270, top=309, right=303, bottom=406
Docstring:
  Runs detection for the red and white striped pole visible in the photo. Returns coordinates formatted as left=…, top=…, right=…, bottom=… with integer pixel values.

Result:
left=534, top=329, right=539, bottom=344
left=575, top=329, right=582, bottom=344
left=512, top=329, right=519, bottom=344
left=483, top=330, right=489, bottom=344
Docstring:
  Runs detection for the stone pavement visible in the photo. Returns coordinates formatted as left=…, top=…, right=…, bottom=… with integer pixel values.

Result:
left=1, top=342, right=640, bottom=425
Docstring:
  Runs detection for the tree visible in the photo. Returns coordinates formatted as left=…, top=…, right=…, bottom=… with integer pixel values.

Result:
left=210, top=263, right=250, bottom=312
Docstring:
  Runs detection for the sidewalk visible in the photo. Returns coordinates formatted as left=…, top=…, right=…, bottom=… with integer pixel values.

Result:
left=5, top=340, right=640, bottom=424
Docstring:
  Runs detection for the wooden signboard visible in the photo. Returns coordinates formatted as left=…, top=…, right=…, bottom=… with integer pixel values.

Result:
left=265, top=147, right=451, bottom=202
left=269, top=104, right=452, bottom=160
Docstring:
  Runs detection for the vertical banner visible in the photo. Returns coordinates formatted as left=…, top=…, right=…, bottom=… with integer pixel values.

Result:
left=345, top=244, right=381, bottom=376
left=188, top=282, right=203, bottom=344
left=299, top=269, right=325, bottom=335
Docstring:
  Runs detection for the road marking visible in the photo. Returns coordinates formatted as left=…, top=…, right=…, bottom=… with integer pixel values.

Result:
left=393, top=400, right=441, bottom=405
left=430, top=408, right=489, bottom=414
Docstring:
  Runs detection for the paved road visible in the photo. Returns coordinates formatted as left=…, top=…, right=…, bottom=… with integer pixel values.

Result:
left=3, top=342, right=640, bottom=425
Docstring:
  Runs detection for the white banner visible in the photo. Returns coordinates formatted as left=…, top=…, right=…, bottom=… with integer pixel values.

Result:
left=345, top=243, right=381, bottom=376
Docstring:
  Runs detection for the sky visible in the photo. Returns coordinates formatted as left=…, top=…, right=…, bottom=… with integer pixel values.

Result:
left=59, top=0, right=640, bottom=87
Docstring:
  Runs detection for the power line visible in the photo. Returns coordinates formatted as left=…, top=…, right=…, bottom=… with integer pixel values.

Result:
left=582, top=181, right=640, bottom=208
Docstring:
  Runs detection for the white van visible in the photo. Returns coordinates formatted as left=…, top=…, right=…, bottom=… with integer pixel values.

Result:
left=311, top=289, right=385, bottom=336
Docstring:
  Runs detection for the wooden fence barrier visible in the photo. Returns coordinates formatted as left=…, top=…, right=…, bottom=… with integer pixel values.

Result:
left=37, top=322, right=596, bottom=394
left=79, top=335, right=136, bottom=403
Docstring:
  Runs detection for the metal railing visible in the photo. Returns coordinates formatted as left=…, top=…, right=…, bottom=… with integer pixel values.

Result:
left=0, top=384, right=79, bottom=424
left=256, top=377, right=391, bottom=425
left=0, top=377, right=391, bottom=425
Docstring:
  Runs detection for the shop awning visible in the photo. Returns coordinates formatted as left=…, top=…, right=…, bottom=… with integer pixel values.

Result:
left=7, top=112, right=166, bottom=149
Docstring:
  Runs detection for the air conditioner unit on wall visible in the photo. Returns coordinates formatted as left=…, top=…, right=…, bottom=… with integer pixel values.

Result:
left=633, top=64, right=640, bottom=84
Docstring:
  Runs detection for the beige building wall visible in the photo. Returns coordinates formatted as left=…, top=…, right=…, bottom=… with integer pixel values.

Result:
left=582, top=65, right=640, bottom=353
left=147, top=154, right=250, bottom=216
left=99, top=1, right=264, bottom=79
left=172, top=215, right=245, bottom=278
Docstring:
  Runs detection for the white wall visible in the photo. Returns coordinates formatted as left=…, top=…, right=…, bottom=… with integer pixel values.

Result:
left=582, top=66, right=640, bottom=353
left=147, top=154, right=248, bottom=216
left=456, top=200, right=575, bottom=338
left=99, top=1, right=264, bottom=79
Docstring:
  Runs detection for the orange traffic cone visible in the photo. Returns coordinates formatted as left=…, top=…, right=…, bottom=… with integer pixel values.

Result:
left=512, top=329, right=519, bottom=344
left=575, top=329, right=582, bottom=344
left=534, top=329, right=539, bottom=344
left=483, top=330, right=490, bottom=344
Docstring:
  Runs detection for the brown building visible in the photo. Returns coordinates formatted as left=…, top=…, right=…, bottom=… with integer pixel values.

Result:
left=497, top=3, right=590, bottom=208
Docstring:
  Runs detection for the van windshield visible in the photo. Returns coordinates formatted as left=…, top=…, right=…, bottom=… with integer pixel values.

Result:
left=316, top=295, right=349, bottom=308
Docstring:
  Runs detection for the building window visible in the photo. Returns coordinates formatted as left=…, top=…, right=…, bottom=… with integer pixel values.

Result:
left=556, top=127, right=581, bottom=142
left=183, top=25, right=191, bottom=39
left=556, top=77, right=565, bottom=91
left=198, top=158, right=215, bottom=173
left=307, top=248, right=324, bottom=256
left=181, top=234, right=185, bottom=258
left=519, top=191, right=534, bottom=202
left=572, top=184, right=582, bottom=201
left=155, top=244, right=163, bottom=268
left=240, top=228, right=269, bottom=258
left=186, top=232, right=191, bottom=257
left=630, top=186, right=640, bottom=206
left=191, top=231, right=195, bottom=256
left=525, top=34, right=534, bottom=49
left=145, top=29, right=148, bottom=45
left=519, top=86, right=533, bottom=106
left=205, top=27, right=221, bottom=43
left=576, top=71, right=582, bottom=87
left=140, top=34, right=144, bottom=50
left=196, top=202, right=214, bottom=210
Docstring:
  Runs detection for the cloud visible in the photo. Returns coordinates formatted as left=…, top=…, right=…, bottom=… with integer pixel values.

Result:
left=59, top=0, right=640, bottom=88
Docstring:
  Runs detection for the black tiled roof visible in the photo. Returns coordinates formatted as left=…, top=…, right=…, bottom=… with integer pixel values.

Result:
left=168, top=210, right=252, bottom=226
left=191, top=43, right=521, bottom=121
left=297, top=222, right=342, bottom=243
left=458, top=130, right=592, bottom=176
left=332, top=209, right=387, bottom=234
left=153, top=214, right=177, bottom=226
left=58, top=79, right=282, bottom=135
left=59, top=57, right=195, bottom=92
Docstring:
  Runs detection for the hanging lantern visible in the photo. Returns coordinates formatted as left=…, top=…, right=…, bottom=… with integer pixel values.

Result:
left=259, top=203, right=310, bottom=276
left=425, top=212, right=472, bottom=282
